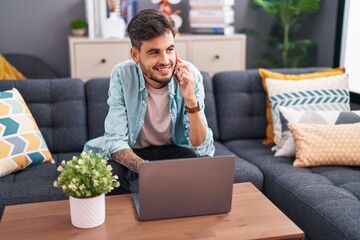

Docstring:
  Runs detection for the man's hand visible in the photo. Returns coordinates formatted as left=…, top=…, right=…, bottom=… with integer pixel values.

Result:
left=174, top=58, right=197, bottom=107
left=111, top=149, right=145, bottom=173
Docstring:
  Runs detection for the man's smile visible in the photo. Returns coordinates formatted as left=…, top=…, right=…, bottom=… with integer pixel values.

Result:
left=154, top=65, right=172, bottom=75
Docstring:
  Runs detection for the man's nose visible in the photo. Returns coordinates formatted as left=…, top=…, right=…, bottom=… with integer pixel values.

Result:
left=159, top=52, right=170, bottom=65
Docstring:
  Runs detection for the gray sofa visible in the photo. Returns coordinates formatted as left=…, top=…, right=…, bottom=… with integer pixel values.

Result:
left=1, top=68, right=359, bottom=240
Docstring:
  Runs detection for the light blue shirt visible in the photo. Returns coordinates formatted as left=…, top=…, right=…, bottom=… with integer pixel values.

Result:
left=97, top=60, right=214, bottom=159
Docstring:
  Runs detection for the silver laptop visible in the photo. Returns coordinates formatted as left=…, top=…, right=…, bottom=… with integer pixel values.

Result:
left=132, top=155, right=235, bottom=221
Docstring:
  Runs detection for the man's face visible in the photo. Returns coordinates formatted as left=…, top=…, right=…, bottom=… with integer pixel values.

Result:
left=131, top=31, right=176, bottom=88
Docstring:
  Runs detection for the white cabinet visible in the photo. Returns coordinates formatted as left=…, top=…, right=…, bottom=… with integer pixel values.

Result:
left=68, top=38, right=131, bottom=79
left=69, top=34, right=246, bottom=79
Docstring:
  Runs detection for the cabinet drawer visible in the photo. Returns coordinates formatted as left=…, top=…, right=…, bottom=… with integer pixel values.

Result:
left=74, top=42, right=131, bottom=78
left=190, top=39, right=245, bottom=75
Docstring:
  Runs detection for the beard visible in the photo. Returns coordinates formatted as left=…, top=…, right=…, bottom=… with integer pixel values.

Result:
left=140, top=62, right=176, bottom=87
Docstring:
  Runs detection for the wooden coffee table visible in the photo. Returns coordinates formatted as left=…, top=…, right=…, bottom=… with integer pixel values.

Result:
left=0, top=183, right=303, bottom=240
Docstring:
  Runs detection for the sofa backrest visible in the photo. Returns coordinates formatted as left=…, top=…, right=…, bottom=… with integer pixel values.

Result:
left=3, top=53, right=59, bottom=79
left=202, top=72, right=219, bottom=140
left=213, top=70, right=267, bottom=141
left=85, top=78, right=110, bottom=140
left=0, top=79, right=87, bottom=154
left=213, top=68, right=328, bottom=141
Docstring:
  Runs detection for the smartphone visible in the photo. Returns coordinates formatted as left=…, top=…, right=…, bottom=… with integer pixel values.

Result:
left=174, top=52, right=179, bottom=75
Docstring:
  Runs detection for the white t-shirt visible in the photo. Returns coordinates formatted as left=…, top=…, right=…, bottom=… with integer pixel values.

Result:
left=132, top=83, right=172, bottom=148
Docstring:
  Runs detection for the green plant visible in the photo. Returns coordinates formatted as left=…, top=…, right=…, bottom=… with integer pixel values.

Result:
left=240, top=0, right=321, bottom=68
left=54, top=151, right=120, bottom=198
left=70, top=17, right=88, bottom=30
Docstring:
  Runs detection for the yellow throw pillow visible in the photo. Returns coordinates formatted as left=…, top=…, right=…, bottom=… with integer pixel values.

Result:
left=0, top=88, right=53, bottom=177
left=259, top=67, right=346, bottom=145
left=0, top=54, right=26, bottom=80
left=288, top=122, right=360, bottom=167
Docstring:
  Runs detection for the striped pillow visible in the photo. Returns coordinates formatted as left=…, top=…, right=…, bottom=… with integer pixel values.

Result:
left=265, top=73, right=350, bottom=146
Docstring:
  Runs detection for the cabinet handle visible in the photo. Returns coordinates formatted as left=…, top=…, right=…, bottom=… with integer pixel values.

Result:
left=100, top=58, right=107, bottom=63
left=214, top=55, right=220, bottom=60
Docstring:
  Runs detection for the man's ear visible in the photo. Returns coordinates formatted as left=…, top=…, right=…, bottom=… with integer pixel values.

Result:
left=130, top=47, right=139, bottom=63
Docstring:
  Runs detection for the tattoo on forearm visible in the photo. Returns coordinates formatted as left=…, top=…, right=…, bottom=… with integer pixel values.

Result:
left=111, top=149, right=144, bottom=173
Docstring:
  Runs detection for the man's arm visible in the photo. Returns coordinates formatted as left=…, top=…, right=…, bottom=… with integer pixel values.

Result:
left=111, top=149, right=145, bottom=173
left=175, top=58, right=207, bottom=147
left=185, top=100, right=207, bottom=147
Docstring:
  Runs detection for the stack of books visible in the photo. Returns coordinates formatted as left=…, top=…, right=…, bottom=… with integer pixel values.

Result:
left=189, top=0, right=235, bottom=35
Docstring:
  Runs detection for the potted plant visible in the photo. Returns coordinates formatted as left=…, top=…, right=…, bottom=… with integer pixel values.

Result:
left=54, top=151, right=120, bottom=228
left=240, top=0, right=321, bottom=68
left=70, top=17, right=88, bottom=37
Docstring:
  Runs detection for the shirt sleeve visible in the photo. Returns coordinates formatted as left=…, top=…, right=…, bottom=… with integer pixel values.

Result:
left=102, top=67, right=131, bottom=160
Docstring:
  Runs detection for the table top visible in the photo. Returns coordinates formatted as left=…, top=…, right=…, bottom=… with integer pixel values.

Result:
left=0, top=182, right=303, bottom=240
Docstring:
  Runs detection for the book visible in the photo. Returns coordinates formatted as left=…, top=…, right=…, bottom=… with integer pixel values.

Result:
left=190, top=26, right=235, bottom=35
left=190, top=9, right=234, bottom=18
left=189, top=9, right=234, bottom=24
left=189, top=0, right=234, bottom=7
left=126, top=0, right=138, bottom=25
left=189, top=16, right=234, bottom=25
left=189, top=5, right=234, bottom=10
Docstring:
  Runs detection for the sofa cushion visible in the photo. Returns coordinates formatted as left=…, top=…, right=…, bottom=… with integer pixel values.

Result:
left=224, top=139, right=360, bottom=240
left=0, top=79, right=87, bottom=156
left=212, top=70, right=268, bottom=141
left=289, top=122, right=360, bottom=167
left=213, top=141, right=263, bottom=191
left=0, top=152, right=70, bottom=219
left=259, top=67, right=346, bottom=145
left=0, top=88, right=53, bottom=177
left=277, top=108, right=360, bottom=157
left=266, top=73, right=350, bottom=146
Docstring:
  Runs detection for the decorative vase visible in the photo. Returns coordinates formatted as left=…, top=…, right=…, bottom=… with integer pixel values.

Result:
left=102, top=12, right=126, bottom=39
left=72, top=28, right=86, bottom=37
left=69, top=194, right=105, bottom=228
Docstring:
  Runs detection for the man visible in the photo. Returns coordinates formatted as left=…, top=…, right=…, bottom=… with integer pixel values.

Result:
left=103, top=9, right=215, bottom=193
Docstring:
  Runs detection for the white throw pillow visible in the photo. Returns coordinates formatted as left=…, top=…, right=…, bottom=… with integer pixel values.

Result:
left=265, top=73, right=350, bottom=146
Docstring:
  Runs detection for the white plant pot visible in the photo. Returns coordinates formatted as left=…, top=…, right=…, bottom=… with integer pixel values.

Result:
left=72, top=28, right=86, bottom=37
left=69, top=194, right=105, bottom=228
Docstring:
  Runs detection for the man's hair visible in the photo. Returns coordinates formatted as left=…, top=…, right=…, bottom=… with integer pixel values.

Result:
left=127, top=9, right=176, bottom=50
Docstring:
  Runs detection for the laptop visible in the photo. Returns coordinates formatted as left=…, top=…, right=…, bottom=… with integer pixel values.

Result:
left=132, top=155, right=235, bottom=221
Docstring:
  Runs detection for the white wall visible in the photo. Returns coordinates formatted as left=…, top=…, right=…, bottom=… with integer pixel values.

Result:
left=341, top=0, right=360, bottom=93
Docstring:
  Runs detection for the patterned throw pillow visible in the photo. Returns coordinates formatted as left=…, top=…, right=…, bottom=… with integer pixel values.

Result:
left=276, top=107, right=360, bottom=157
left=0, top=88, right=53, bottom=177
left=259, top=67, right=346, bottom=144
left=288, top=122, right=360, bottom=167
left=266, top=73, right=350, bottom=147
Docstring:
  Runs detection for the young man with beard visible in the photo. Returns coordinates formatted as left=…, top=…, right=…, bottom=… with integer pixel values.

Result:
left=102, top=9, right=215, bottom=193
